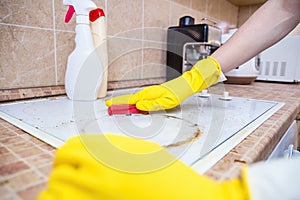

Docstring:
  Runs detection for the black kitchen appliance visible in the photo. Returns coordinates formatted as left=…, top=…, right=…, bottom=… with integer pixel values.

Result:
left=166, top=16, right=221, bottom=80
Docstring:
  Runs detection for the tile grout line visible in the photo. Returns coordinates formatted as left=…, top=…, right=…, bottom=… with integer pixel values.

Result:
left=0, top=22, right=74, bottom=33
left=1, top=167, right=48, bottom=193
left=0, top=22, right=53, bottom=31
left=141, top=0, right=145, bottom=79
left=1, top=123, right=51, bottom=182
left=2, top=146, right=49, bottom=188
left=107, top=35, right=167, bottom=44
left=1, top=119, right=56, bottom=157
left=52, top=0, right=58, bottom=85
left=168, top=1, right=171, bottom=30
left=3, top=184, right=22, bottom=200
left=105, top=0, right=108, bottom=29
left=205, top=0, right=208, bottom=17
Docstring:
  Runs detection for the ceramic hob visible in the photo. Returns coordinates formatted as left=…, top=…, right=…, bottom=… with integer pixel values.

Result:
left=0, top=88, right=283, bottom=173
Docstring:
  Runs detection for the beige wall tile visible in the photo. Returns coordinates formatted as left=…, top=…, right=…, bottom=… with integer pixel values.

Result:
left=229, top=2, right=238, bottom=26
left=143, top=41, right=167, bottom=79
left=170, top=1, right=193, bottom=26
left=144, top=39, right=168, bottom=52
left=144, top=0, right=170, bottom=29
left=0, top=25, right=55, bottom=89
left=143, top=48, right=167, bottom=79
left=55, top=31, right=75, bottom=85
left=54, top=0, right=75, bottom=31
left=107, top=37, right=142, bottom=63
left=107, top=0, right=142, bottom=38
left=189, top=8, right=206, bottom=23
left=192, top=0, right=238, bottom=27
left=108, top=50, right=143, bottom=81
left=143, top=27, right=169, bottom=44
left=191, top=0, right=207, bottom=14
left=218, top=0, right=238, bottom=29
left=237, top=6, right=252, bottom=27
left=173, top=0, right=191, bottom=8
left=207, top=0, right=220, bottom=21
left=237, top=4, right=261, bottom=27
left=220, top=0, right=231, bottom=24
left=250, top=4, right=262, bottom=12
left=0, top=0, right=53, bottom=28
left=107, top=37, right=142, bottom=81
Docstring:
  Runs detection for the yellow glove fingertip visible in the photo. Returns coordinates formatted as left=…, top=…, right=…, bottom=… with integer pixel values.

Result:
left=135, top=101, right=151, bottom=111
left=136, top=101, right=167, bottom=112
left=105, top=99, right=112, bottom=107
left=105, top=94, right=137, bottom=107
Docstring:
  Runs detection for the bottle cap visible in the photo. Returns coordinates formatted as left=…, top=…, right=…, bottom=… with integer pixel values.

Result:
left=89, top=8, right=105, bottom=22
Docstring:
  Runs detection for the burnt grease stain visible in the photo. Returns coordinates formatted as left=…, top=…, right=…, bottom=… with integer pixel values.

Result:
left=162, top=114, right=198, bottom=126
left=161, top=114, right=202, bottom=148
left=129, top=114, right=202, bottom=148
left=163, top=128, right=202, bottom=148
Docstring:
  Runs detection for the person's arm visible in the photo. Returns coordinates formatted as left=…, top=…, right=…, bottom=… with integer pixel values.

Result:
left=212, top=0, right=300, bottom=73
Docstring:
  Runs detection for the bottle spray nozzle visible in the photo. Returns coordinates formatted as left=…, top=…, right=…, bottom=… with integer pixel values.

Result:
left=63, top=0, right=97, bottom=23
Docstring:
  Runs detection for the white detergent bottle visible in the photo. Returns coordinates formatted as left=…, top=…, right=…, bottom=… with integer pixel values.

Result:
left=89, top=8, right=108, bottom=98
left=63, top=0, right=103, bottom=101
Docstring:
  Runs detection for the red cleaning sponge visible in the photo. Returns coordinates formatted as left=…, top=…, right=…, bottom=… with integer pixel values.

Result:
left=108, top=104, right=148, bottom=115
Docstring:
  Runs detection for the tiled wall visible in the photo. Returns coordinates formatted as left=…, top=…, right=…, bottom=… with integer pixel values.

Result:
left=237, top=4, right=262, bottom=27
left=0, top=0, right=238, bottom=90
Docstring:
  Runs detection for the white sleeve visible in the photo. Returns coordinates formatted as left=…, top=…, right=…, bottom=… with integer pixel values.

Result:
left=218, top=71, right=227, bottom=82
left=246, top=157, right=300, bottom=200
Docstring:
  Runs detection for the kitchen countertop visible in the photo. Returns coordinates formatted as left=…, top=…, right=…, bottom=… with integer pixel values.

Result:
left=1, top=82, right=300, bottom=199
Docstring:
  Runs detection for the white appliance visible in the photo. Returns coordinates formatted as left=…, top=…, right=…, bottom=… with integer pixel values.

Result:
left=224, top=57, right=260, bottom=84
left=267, top=120, right=299, bottom=161
left=257, top=35, right=300, bottom=82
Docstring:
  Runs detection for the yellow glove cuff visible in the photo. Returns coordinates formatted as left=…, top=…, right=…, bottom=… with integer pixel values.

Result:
left=162, top=56, right=221, bottom=102
left=186, top=56, right=221, bottom=92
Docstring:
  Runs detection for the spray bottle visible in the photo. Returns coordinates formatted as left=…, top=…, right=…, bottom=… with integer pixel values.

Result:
left=89, top=8, right=108, bottom=98
left=63, top=0, right=103, bottom=101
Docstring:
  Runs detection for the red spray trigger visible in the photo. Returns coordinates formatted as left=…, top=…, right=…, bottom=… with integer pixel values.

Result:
left=65, top=5, right=75, bottom=23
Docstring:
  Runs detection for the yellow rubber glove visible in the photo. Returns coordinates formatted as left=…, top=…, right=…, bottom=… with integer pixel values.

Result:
left=106, top=56, right=221, bottom=111
left=38, top=134, right=249, bottom=200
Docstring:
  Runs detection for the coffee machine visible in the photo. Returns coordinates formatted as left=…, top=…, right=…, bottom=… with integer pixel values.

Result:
left=166, top=16, right=221, bottom=80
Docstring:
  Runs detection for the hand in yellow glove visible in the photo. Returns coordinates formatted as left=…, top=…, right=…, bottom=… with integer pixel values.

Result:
left=106, top=56, right=221, bottom=111
left=38, top=134, right=249, bottom=200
